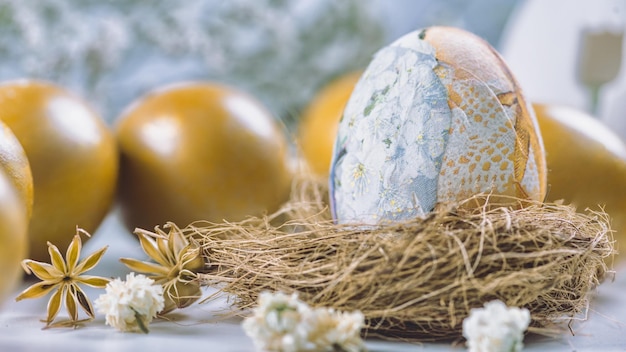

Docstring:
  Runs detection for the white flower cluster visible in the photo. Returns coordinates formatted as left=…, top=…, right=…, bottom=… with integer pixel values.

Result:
left=95, top=272, right=165, bottom=333
left=462, top=300, right=531, bottom=352
left=242, top=291, right=365, bottom=352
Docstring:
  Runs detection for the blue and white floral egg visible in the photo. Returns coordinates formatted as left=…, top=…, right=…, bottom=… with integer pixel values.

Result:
left=329, top=26, right=547, bottom=225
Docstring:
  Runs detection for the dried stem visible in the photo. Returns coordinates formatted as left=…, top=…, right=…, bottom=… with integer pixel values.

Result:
left=163, top=174, right=614, bottom=341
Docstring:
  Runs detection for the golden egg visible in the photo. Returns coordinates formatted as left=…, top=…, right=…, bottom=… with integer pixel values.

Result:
left=0, top=168, right=28, bottom=304
left=115, top=82, right=293, bottom=232
left=0, top=80, right=118, bottom=262
left=298, top=71, right=361, bottom=176
left=534, top=103, right=626, bottom=258
left=0, top=120, right=33, bottom=218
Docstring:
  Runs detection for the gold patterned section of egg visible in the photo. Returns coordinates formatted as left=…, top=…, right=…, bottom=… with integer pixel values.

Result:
left=423, top=26, right=547, bottom=205
left=329, top=26, right=547, bottom=225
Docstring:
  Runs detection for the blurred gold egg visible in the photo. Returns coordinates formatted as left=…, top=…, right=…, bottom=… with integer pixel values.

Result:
left=297, top=71, right=361, bottom=176
left=0, top=80, right=118, bottom=262
left=116, top=82, right=293, bottom=232
left=0, top=168, right=28, bottom=304
left=534, top=103, right=626, bottom=259
left=0, top=120, right=33, bottom=218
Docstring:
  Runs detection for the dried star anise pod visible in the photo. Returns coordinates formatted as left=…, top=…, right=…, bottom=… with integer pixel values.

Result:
left=120, top=223, right=205, bottom=314
left=16, top=228, right=109, bottom=328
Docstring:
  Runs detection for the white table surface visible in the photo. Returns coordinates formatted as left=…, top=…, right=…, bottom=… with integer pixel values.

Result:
left=0, top=210, right=624, bottom=352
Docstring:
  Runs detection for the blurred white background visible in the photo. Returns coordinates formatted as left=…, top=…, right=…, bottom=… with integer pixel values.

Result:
left=0, top=0, right=518, bottom=129
left=3, top=1, right=625, bottom=139
left=500, top=0, right=626, bottom=140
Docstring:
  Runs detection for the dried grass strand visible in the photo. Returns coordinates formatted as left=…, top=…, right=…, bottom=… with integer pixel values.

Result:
left=160, top=174, right=613, bottom=341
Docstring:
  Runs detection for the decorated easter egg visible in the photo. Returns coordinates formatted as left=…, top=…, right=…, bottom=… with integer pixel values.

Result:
left=329, top=26, right=547, bottom=224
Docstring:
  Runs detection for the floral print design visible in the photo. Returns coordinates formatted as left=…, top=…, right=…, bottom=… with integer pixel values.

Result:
left=329, top=31, right=451, bottom=224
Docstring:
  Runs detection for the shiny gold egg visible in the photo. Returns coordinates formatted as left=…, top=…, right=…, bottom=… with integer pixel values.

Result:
left=115, top=82, right=293, bottom=232
left=0, top=80, right=118, bottom=261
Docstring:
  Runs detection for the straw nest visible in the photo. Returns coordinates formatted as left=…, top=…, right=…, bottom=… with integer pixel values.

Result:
left=172, top=174, right=614, bottom=341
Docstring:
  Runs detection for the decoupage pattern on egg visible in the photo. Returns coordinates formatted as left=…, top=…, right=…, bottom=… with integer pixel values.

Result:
left=330, top=38, right=451, bottom=223
left=329, top=27, right=546, bottom=225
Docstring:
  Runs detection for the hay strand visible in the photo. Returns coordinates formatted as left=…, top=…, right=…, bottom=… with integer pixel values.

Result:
left=161, top=175, right=613, bottom=341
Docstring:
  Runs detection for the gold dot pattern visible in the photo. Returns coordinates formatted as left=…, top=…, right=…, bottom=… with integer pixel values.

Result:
left=434, top=64, right=541, bottom=203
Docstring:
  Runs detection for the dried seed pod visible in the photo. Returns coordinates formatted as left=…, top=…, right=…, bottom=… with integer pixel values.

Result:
left=161, top=279, right=202, bottom=314
left=120, top=224, right=206, bottom=314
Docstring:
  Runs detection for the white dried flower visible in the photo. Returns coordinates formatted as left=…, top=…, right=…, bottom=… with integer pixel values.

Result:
left=462, top=300, right=531, bottom=352
left=242, top=291, right=365, bottom=352
left=304, top=308, right=365, bottom=352
left=95, top=272, right=165, bottom=333
left=242, top=292, right=311, bottom=351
